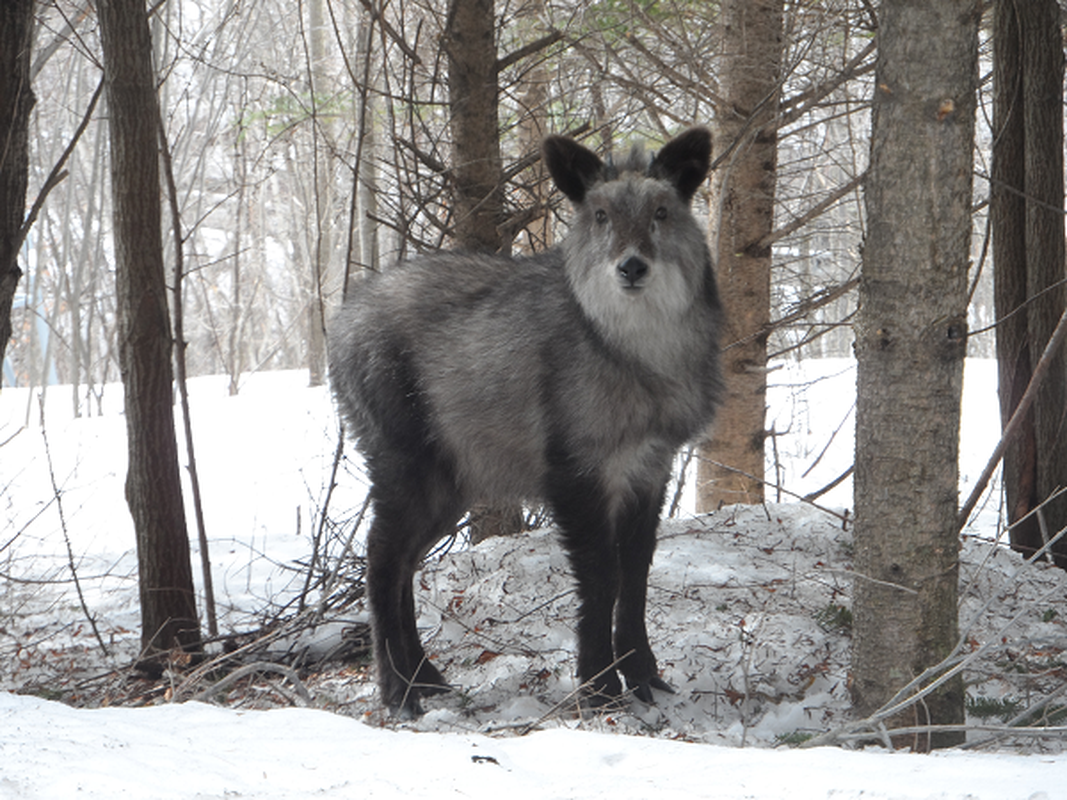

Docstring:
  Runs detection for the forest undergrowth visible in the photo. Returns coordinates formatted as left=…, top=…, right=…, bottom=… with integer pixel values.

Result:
left=4, top=501, right=1066, bottom=752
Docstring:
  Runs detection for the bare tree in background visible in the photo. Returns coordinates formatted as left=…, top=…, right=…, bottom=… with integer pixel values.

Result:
left=992, top=0, right=1067, bottom=569
left=852, top=0, right=979, bottom=748
left=306, top=0, right=335, bottom=387
left=98, top=0, right=201, bottom=658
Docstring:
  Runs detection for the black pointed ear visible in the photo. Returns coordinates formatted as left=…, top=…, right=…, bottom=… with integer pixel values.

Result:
left=542, top=135, right=605, bottom=204
left=649, top=127, right=712, bottom=203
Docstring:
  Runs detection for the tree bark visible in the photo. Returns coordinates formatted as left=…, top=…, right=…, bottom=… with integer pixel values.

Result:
left=0, top=0, right=35, bottom=373
left=98, top=0, right=201, bottom=656
left=445, top=0, right=504, bottom=253
left=992, top=0, right=1067, bottom=568
left=445, top=0, right=522, bottom=542
left=851, top=0, right=978, bottom=748
left=697, top=0, right=783, bottom=510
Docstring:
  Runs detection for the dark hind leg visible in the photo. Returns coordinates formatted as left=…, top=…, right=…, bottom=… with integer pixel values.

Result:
left=614, top=481, right=674, bottom=703
left=366, top=462, right=464, bottom=718
left=549, top=474, right=623, bottom=705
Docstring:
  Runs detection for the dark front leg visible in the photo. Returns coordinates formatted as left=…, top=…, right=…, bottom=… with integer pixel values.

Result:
left=614, top=483, right=674, bottom=703
left=549, top=475, right=623, bottom=705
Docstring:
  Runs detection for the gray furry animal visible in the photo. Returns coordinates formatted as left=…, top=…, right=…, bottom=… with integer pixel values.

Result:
left=328, top=127, right=722, bottom=718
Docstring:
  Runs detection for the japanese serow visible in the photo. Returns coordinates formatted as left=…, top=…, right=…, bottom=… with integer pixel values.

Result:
left=328, top=127, right=722, bottom=718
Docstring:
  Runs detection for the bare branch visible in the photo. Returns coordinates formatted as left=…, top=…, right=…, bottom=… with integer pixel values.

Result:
left=357, top=0, right=421, bottom=65
left=958, top=304, right=1067, bottom=529
left=757, top=173, right=865, bottom=250
left=496, top=31, right=564, bottom=74
left=16, top=75, right=104, bottom=253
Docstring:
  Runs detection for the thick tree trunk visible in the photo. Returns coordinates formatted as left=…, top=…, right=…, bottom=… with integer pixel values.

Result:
left=445, top=0, right=504, bottom=254
left=992, top=0, right=1067, bottom=568
left=445, top=0, right=521, bottom=542
left=98, top=0, right=201, bottom=656
left=697, top=0, right=783, bottom=510
left=992, top=0, right=1035, bottom=556
left=0, top=0, right=35, bottom=373
left=851, top=0, right=978, bottom=748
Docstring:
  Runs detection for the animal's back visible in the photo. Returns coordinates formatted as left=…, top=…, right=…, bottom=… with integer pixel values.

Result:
left=330, top=245, right=719, bottom=509
left=329, top=249, right=575, bottom=502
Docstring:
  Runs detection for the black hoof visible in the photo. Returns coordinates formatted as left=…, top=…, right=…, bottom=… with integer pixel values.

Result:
left=414, top=659, right=450, bottom=694
left=388, top=695, right=425, bottom=720
left=629, top=675, right=675, bottom=704
left=386, top=681, right=452, bottom=719
left=382, top=660, right=451, bottom=718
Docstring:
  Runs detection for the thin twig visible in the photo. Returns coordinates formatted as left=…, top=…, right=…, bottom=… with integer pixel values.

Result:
left=757, top=174, right=865, bottom=250
left=188, top=661, right=312, bottom=706
left=958, top=304, right=1067, bottom=530
left=301, top=424, right=353, bottom=615
left=698, top=458, right=849, bottom=524
left=804, top=529, right=1067, bottom=749
left=668, top=445, right=697, bottom=518
left=37, top=395, right=109, bottom=657
left=313, top=491, right=372, bottom=621
left=171, top=622, right=298, bottom=700
left=159, top=108, right=217, bottom=637
left=17, top=77, right=104, bottom=253
left=518, top=650, right=639, bottom=736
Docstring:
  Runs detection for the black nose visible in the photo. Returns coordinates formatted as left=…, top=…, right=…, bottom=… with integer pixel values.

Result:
left=618, top=256, right=649, bottom=287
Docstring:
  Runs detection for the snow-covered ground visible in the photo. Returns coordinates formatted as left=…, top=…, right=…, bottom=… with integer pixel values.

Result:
left=3, top=689, right=1065, bottom=800
left=2, top=360, right=1067, bottom=799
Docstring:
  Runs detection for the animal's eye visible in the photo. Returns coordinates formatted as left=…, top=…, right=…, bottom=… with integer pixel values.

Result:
left=654, top=206, right=668, bottom=221
left=595, top=209, right=608, bottom=224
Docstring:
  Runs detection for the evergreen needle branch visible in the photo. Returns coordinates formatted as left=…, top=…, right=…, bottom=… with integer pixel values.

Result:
left=961, top=680, right=1067, bottom=750
left=803, top=579, right=1065, bottom=749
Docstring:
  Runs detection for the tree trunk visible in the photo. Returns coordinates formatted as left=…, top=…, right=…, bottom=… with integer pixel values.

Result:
left=697, top=0, right=783, bottom=510
left=0, top=0, right=35, bottom=373
left=446, top=0, right=504, bottom=254
left=98, top=0, right=201, bottom=657
left=445, top=0, right=522, bottom=542
left=992, top=0, right=1067, bottom=569
left=851, top=0, right=978, bottom=749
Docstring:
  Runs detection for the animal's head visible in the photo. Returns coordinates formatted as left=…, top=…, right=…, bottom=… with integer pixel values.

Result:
left=542, top=128, right=715, bottom=357
left=543, top=127, right=711, bottom=210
